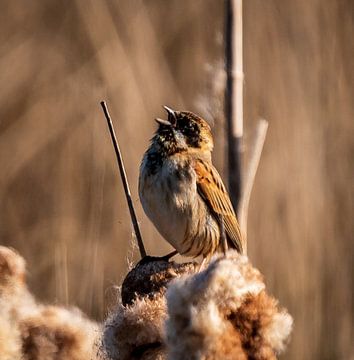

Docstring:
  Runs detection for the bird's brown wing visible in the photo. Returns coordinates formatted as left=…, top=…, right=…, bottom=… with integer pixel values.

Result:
left=194, top=159, right=245, bottom=254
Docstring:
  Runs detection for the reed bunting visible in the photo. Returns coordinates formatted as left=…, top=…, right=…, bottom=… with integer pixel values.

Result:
left=139, top=106, right=245, bottom=263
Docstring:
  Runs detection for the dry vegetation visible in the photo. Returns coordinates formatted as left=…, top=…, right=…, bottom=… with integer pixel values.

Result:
left=100, top=251, right=292, bottom=359
left=0, top=246, right=99, bottom=360
left=0, top=245, right=292, bottom=359
left=0, top=1, right=353, bottom=359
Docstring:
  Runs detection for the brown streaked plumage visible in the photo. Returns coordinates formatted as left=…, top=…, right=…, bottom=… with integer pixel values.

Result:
left=139, top=106, right=245, bottom=262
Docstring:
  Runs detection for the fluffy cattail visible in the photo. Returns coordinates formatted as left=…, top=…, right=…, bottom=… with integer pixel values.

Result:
left=165, top=251, right=293, bottom=359
left=0, top=299, right=22, bottom=360
left=0, top=246, right=37, bottom=320
left=19, top=305, right=100, bottom=360
left=101, top=257, right=197, bottom=360
left=0, top=245, right=27, bottom=296
left=101, top=293, right=167, bottom=360
left=0, top=246, right=293, bottom=359
left=0, top=246, right=100, bottom=360
left=101, top=253, right=292, bottom=359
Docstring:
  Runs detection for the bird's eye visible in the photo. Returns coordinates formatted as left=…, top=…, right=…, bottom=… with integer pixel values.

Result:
left=177, top=116, right=196, bottom=134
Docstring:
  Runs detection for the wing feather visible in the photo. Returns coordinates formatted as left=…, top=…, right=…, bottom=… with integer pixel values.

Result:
left=194, top=159, right=245, bottom=253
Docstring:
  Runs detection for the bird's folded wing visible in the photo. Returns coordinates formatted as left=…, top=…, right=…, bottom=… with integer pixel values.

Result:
left=194, top=159, right=244, bottom=253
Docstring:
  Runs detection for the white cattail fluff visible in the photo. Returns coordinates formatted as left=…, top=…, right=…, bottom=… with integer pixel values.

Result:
left=101, top=294, right=167, bottom=360
left=0, top=246, right=100, bottom=360
left=165, top=251, right=293, bottom=360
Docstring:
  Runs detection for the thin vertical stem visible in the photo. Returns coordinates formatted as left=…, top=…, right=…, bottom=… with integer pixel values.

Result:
left=100, top=101, right=147, bottom=258
left=238, top=119, right=268, bottom=251
left=225, top=0, right=244, bottom=215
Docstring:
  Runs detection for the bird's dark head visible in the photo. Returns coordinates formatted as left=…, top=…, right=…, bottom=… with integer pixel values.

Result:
left=153, top=106, right=213, bottom=156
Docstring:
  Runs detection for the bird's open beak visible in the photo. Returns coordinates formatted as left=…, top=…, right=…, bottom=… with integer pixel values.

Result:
left=164, top=105, right=177, bottom=126
left=154, top=105, right=177, bottom=127
left=155, top=118, right=171, bottom=126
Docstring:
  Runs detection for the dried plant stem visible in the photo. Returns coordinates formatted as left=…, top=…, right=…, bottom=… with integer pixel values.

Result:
left=238, top=119, right=268, bottom=246
left=100, top=101, right=147, bottom=258
left=226, top=1, right=268, bottom=255
left=225, top=0, right=244, bottom=213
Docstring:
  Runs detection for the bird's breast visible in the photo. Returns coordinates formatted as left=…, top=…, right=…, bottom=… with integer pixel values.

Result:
left=139, top=155, right=198, bottom=252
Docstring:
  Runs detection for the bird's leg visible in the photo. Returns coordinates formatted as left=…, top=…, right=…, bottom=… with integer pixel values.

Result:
left=220, top=216, right=228, bottom=255
left=160, top=250, right=178, bottom=261
left=196, top=257, right=207, bottom=273
left=197, top=252, right=215, bottom=272
left=139, top=250, right=178, bottom=265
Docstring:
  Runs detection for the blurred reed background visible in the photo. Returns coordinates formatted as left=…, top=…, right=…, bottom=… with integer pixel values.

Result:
left=0, top=1, right=352, bottom=359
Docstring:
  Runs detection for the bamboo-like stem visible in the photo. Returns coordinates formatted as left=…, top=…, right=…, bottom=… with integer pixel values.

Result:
left=226, top=1, right=269, bottom=255
left=238, top=119, right=268, bottom=246
left=100, top=101, right=147, bottom=258
left=225, top=0, right=244, bottom=214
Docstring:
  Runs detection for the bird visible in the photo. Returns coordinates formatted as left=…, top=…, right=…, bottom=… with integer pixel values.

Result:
left=139, top=106, right=245, bottom=265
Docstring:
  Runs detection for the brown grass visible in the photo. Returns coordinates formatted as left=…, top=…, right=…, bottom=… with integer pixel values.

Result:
left=0, top=1, right=352, bottom=359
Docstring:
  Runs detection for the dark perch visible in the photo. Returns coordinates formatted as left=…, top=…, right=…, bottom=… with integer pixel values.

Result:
left=121, top=257, right=197, bottom=306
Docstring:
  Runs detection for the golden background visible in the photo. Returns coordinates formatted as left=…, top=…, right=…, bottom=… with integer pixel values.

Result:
left=0, top=1, right=352, bottom=358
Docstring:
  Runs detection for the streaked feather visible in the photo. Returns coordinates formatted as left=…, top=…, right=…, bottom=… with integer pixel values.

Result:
left=194, top=159, right=245, bottom=253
